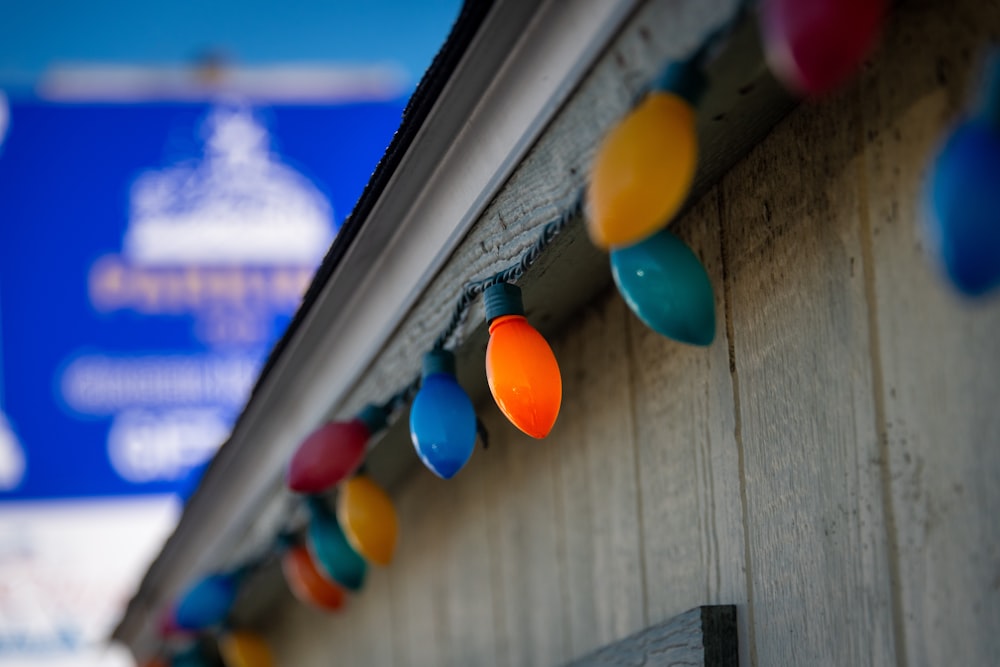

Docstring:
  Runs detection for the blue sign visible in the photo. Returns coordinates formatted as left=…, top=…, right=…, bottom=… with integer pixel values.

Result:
left=0, top=97, right=404, bottom=500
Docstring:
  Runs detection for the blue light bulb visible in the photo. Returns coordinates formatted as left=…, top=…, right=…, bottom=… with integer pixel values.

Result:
left=174, top=572, right=240, bottom=631
left=610, top=229, right=715, bottom=345
left=928, top=53, right=1000, bottom=296
left=306, top=496, right=367, bottom=592
left=409, top=349, right=476, bottom=479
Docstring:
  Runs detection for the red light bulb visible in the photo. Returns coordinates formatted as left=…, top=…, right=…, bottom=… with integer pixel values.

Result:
left=156, top=604, right=193, bottom=640
left=483, top=283, right=561, bottom=438
left=761, top=0, right=887, bottom=96
left=286, top=405, right=387, bottom=494
left=337, top=475, right=399, bottom=565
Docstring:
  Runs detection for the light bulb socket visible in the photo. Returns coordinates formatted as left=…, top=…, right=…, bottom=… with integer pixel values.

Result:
left=356, top=404, right=387, bottom=434
left=305, top=494, right=330, bottom=517
left=653, top=60, right=706, bottom=105
left=275, top=531, right=297, bottom=552
left=227, top=566, right=250, bottom=588
left=484, top=282, right=524, bottom=323
left=422, top=349, right=456, bottom=378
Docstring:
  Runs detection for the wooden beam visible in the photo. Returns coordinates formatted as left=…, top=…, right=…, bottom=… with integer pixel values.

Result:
left=564, top=606, right=737, bottom=667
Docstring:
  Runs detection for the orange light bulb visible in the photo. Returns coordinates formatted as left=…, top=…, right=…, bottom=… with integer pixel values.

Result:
left=483, top=283, right=561, bottom=438
left=336, top=475, right=399, bottom=566
left=219, top=631, right=274, bottom=667
left=280, top=544, right=347, bottom=613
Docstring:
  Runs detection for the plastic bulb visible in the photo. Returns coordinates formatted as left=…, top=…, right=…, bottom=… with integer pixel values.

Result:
left=761, top=0, right=887, bottom=96
left=281, top=544, right=347, bottom=612
left=174, top=572, right=241, bottom=631
left=484, top=283, right=561, bottom=438
left=286, top=405, right=387, bottom=494
left=587, top=62, right=703, bottom=250
left=219, top=631, right=274, bottom=667
left=306, top=496, right=367, bottom=592
left=928, top=53, right=1000, bottom=296
left=337, top=475, right=399, bottom=564
left=611, top=229, right=715, bottom=345
left=409, top=349, right=477, bottom=479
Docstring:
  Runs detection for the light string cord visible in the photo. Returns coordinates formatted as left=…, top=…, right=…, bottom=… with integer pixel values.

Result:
left=366, top=191, right=584, bottom=443
left=433, top=191, right=585, bottom=352
left=632, top=0, right=750, bottom=103
left=326, top=1, right=747, bottom=449
left=160, top=175, right=616, bottom=661
left=162, top=3, right=753, bottom=647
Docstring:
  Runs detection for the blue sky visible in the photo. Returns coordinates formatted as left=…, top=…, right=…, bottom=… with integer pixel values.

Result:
left=0, top=0, right=462, bottom=90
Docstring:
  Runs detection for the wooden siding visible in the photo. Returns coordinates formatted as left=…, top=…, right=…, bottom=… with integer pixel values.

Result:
left=263, top=1, right=1000, bottom=665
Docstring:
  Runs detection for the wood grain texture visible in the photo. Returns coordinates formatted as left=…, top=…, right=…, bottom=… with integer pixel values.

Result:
left=549, top=294, right=646, bottom=658
left=562, top=605, right=737, bottom=667
left=436, top=450, right=498, bottom=667
left=387, top=469, right=447, bottom=667
left=628, top=192, right=750, bottom=665
left=484, top=406, right=570, bottom=667
left=859, top=1, right=1000, bottom=664
left=720, top=78, right=896, bottom=664
left=263, top=566, right=396, bottom=667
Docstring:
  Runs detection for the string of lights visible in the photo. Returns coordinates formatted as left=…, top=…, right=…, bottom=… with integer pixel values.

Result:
left=145, top=1, right=944, bottom=664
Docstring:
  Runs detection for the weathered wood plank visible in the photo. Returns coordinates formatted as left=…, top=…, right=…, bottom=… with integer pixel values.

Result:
left=258, top=587, right=318, bottom=667
left=550, top=294, right=646, bottom=658
left=563, top=605, right=737, bottom=667
left=347, top=567, right=396, bottom=665
left=860, top=1, right=1000, bottom=664
left=387, top=469, right=447, bottom=667
left=484, top=407, right=570, bottom=667
left=720, top=78, right=896, bottom=664
left=627, top=192, right=750, bottom=665
left=436, top=450, right=499, bottom=667
left=262, top=562, right=395, bottom=666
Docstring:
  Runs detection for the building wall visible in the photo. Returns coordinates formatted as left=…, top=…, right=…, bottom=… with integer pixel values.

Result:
left=263, top=1, right=1000, bottom=665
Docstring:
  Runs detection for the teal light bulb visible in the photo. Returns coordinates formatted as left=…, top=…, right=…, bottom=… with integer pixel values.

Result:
left=305, top=496, right=367, bottom=592
left=610, top=229, right=715, bottom=345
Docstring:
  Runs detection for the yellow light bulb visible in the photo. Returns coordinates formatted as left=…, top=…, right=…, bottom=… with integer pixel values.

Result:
left=218, top=631, right=274, bottom=667
left=587, top=91, right=698, bottom=249
left=336, top=475, right=399, bottom=566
